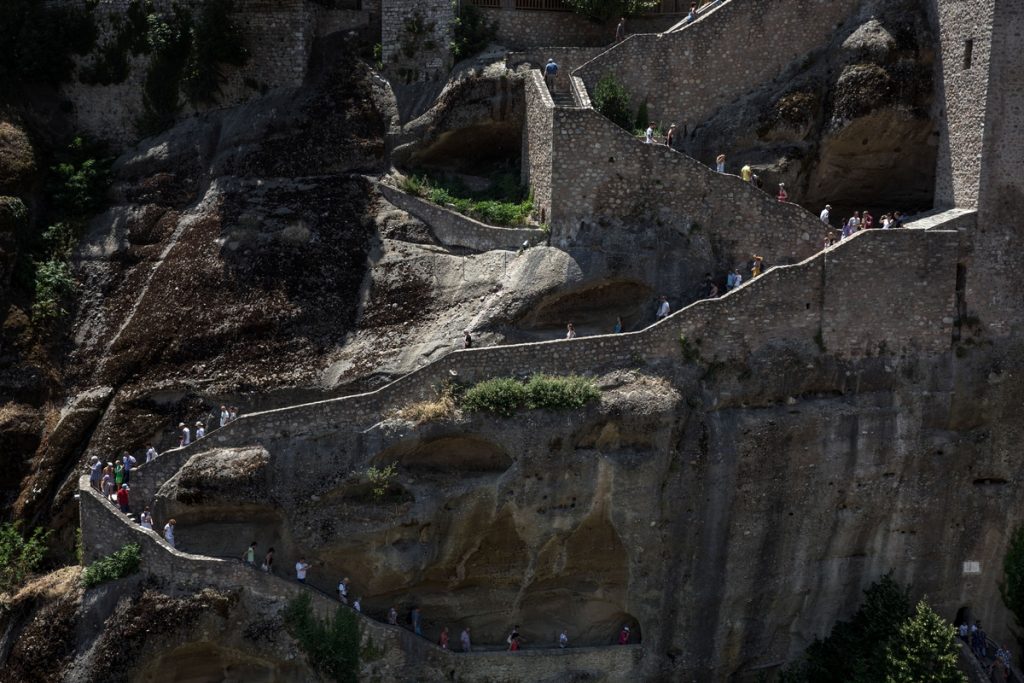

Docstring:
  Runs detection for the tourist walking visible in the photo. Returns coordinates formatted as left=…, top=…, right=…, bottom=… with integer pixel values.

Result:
left=220, top=405, right=229, bottom=428
left=122, top=452, right=137, bottom=484
left=613, top=316, right=623, bottom=333
left=229, top=406, right=239, bottom=422
left=295, top=557, right=310, bottom=583
left=566, top=322, right=576, bottom=339
left=114, top=460, right=124, bottom=490
left=195, top=421, right=205, bottom=439
left=615, top=17, right=625, bottom=42
left=776, top=183, right=788, bottom=202
left=116, top=484, right=130, bottom=513
left=179, top=422, right=191, bottom=447
left=751, top=255, right=765, bottom=278
left=862, top=209, right=873, bottom=230
left=244, top=541, right=257, bottom=565
left=464, top=331, right=472, bottom=349
left=666, top=123, right=676, bottom=148
left=388, top=606, right=398, bottom=625
left=741, top=164, right=752, bottom=182
left=262, top=547, right=275, bottom=572
left=819, top=204, right=831, bottom=225
left=89, top=456, right=103, bottom=491
left=644, top=124, right=654, bottom=144
left=102, top=465, right=114, bottom=499
left=338, top=577, right=351, bottom=603
left=140, top=506, right=153, bottom=530
left=461, top=627, right=472, bottom=652
left=656, top=296, right=670, bottom=320
left=411, top=607, right=423, bottom=636
left=353, top=597, right=361, bottom=612
left=559, top=629, right=569, bottom=648
left=716, top=153, right=726, bottom=173
left=439, top=626, right=450, bottom=649
left=544, top=59, right=558, bottom=93
left=618, top=625, right=631, bottom=644
left=163, top=519, right=176, bottom=548
left=145, top=444, right=157, bottom=463
left=507, top=625, right=521, bottom=650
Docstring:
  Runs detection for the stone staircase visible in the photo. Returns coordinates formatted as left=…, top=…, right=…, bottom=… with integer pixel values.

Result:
left=550, top=89, right=575, bottom=107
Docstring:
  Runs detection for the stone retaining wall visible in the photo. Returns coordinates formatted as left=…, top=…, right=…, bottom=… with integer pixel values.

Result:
left=547, top=103, right=824, bottom=264
left=522, top=70, right=555, bottom=222
left=78, top=476, right=646, bottom=681
left=148, top=229, right=958, bottom=460
left=574, top=0, right=862, bottom=128
left=376, top=183, right=546, bottom=251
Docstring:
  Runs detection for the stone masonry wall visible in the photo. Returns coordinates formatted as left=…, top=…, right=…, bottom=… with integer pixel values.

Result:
left=575, top=0, right=862, bottom=128
left=507, top=47, right=605, bottom=95
left=523, top=70, right=554, bottom=222
left=928, top=0, right=994, bottom=210
left=547, top=104, right=823, bottom=264
left=376, top=182, right=546, bottom=251
left=79, top=476, right=646, bottom=681
left=381, top=0, right=453, bottom=83
left=480, top=7, right=683, bottom=50
left=144, top=229, right=958, bottom=460
left=60, top=0, right=368, bottom=145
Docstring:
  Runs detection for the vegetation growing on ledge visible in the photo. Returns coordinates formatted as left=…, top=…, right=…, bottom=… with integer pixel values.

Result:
left=593, top=74, right=634, bottom=131
left=399, top=172, right=534, bottom=226
left=0, top=0, right=97, bottom=90
left=462, top=374, right=600, bottom=417
left=779, top=574, right=963, bottom=683
left=284, top=593, right=361, bottom=683
left=81, top=543, right=141, bottom=588
left=451, top=3, right=498, bottom=60
left=0, top=522, right=51, bottom=594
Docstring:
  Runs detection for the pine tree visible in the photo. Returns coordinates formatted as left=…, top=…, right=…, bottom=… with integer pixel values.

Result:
left=882, top=601, right=965, bottom=683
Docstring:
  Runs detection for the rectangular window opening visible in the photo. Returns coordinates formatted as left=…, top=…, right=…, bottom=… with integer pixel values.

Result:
left=964, top=39, right=974, bottom=69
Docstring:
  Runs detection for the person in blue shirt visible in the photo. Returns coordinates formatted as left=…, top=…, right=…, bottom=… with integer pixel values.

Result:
left=544, top=59, right=559, bottom=93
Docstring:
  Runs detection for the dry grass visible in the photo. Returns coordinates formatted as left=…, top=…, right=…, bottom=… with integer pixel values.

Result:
left=2, top=566, right=83, bottom=607
left=395, top=383, right=457, bottom=424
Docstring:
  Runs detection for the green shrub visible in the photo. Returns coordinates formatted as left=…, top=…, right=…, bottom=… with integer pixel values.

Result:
left=451, top=3, right=497, bottom=60
left=461, top=377, right=529, bottom=417
left=81, top=543, right=142, bottom=588
left=592, top=74, right=634, bottom=131
left=461, top=375, right=599, bottom=417
left=31, top=259, right=76, bottom=321
left=402, top=171, right=533, bottom=226
left=284, top=593, right=361, bottom=683
left=49, top=136, right=113, bottom=220
left=780, top=574, right=962, bottom=683
left=0, top=522, right=51, bottom=594
left=525, top=374, right=600, bottom=410
left=635, top=100, right=649, bottom=131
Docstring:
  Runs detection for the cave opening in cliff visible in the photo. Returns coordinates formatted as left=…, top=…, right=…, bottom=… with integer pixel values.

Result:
left=409, top=122, right=523, bottom=176
left=517, top=280, right=654, bottom=337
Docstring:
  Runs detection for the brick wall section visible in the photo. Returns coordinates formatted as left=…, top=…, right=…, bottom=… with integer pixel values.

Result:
left=574, top=0, right=862, bottom=128
left=376, top=183, right=547, bottom=251
left=79, top=475, right=646, bottom=679
left=546, top=103, right=824, bottom=263
left=523, top=70, right=554, bottom=222
left=145, top=229, right=957, bottom=459
left=928, top=0, right=994, bottom=209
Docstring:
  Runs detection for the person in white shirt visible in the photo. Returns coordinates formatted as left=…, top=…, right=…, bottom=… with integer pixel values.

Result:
left=164, top=519, right=176, bottom=547
left=566, top=322, right=576, bottom=339
left=145, top=444, right=157, bottom=463
left=179, top=423, right=190, bottom=447
left=559, top=629, right=569, bottom=648
left=353, top=597, right=361, bottom=612
left=337, top=577, right=350, bottom=603
left=296, top=558, right=311, bottom=583
left=229, top=406, right=238, bottom=422
left=820, top=204, right=831, bottom=224
left=656, top=296, right=670, bottom=320
left=644, top=125, right=654, bottom=144
left=140, top=506, right=153, bottom=530
left=195, top=421, right=205, bottom=439
left=220, top=405, right=229, bottom=428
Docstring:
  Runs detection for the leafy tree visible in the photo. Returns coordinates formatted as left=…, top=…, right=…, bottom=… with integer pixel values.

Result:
left=0, top=521, right=51, bottom=594
left=881, top=600, right=964, bottom=683
left=592, top=74, right=634, bottom=131
left=1001, top=525, right=1024, bottom=650
left=284, top=593, right=361, bottom=683
left=560, top=0, right=658, bottom=23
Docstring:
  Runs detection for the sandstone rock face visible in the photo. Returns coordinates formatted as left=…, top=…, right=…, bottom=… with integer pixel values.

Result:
left=685, top=0, right=937, bottom=216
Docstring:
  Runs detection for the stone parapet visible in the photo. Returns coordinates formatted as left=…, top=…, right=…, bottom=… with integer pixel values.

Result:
left=376, top=182, right=547, bottom=251
left=145, top=229, right=958, bottom=461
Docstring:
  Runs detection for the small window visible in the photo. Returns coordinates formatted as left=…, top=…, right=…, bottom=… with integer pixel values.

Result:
left=964, top=39, right=974, bottom=69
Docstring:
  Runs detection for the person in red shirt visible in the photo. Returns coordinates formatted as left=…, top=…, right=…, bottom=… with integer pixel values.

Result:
left=509, top=636, right=521, bottom=651
left=439, top=627, right=449, bottom=649
left=618, top=625, right=631, bottom=644
left=862, top=210, right=874, bottom=229
left=777, top=183, right=788, bottom=202
left=116, top=484, right=130, bottom=513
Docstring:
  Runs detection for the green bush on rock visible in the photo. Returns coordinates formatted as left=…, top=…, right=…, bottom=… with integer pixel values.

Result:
left=81, top=543, right=141, bottom=588
left=0, top=522, right=51, bottom=594
left=461, top=374, right=599, bottom=417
